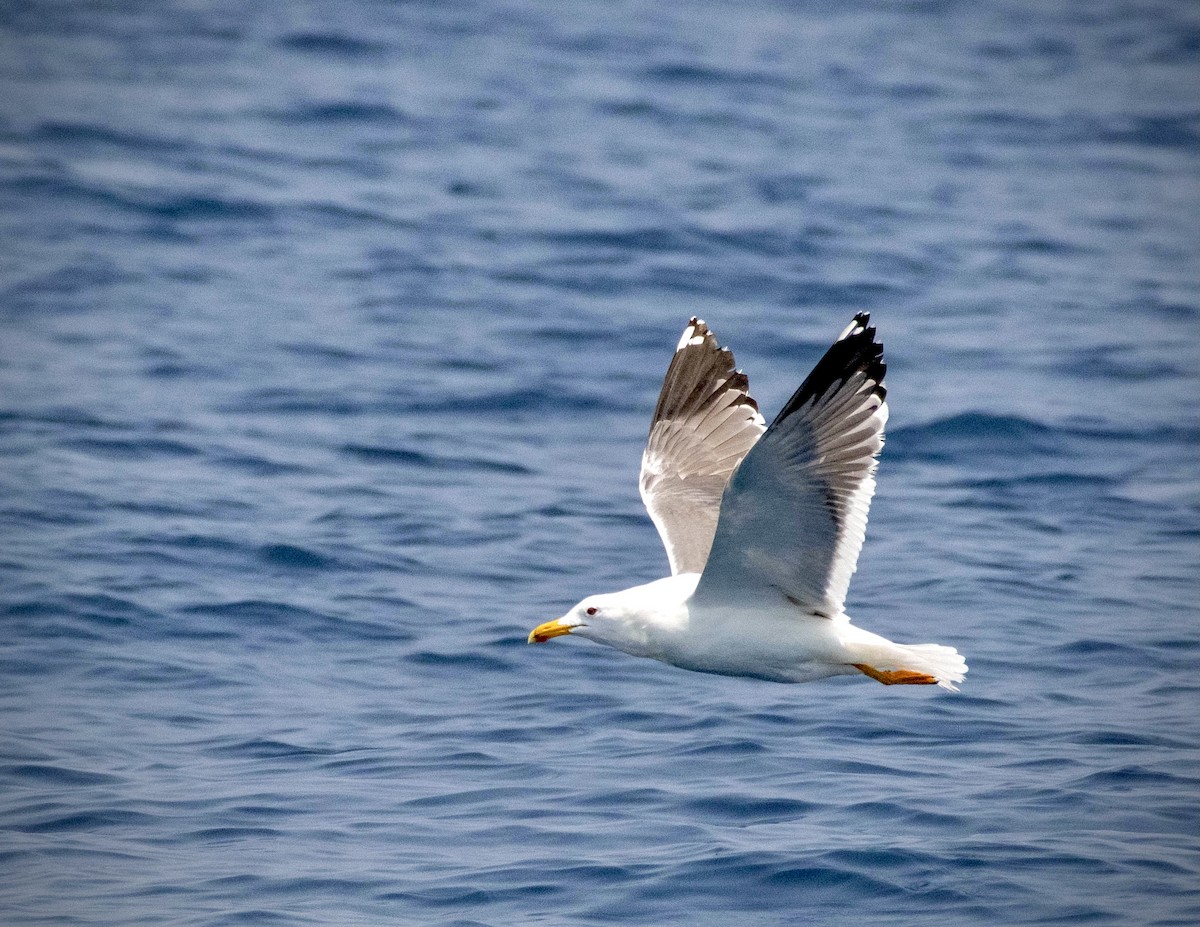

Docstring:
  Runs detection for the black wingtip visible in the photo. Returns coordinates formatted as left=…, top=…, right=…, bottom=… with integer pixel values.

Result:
left=773, top=316, right=886, bottom=425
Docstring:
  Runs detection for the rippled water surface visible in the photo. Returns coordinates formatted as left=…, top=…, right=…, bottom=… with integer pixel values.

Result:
left=3, top=2, right=1199, bottom=925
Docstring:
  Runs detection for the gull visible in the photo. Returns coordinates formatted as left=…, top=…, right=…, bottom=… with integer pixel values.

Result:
left=528, top=315, right=967, bottom=691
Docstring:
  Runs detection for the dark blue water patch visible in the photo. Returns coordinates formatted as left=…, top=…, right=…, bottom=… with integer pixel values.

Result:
left=786, top=278, right=914, bottom=310
left=409, top=386, right=624, bottom=416
left=117, top=533, right=253, bottom=576
left=299, top=200, right=420, bottom=234
left=4, top=593, right=161, bottom=630
left=135, top=193, right=277, bottom=223
left=1130, top=290, right=1200, bottom=320
left=0, top=505, right=94, bottom=529
left=595, top=97, right=672, bottom=121
left=355, top=243, right=451, bottom=278
left=816, top=845, right=963, bottom=885
left=143, top=360, right=204, bottom=379
left=887, top=412, right=1068, bottom=463
left=198, top=910, right=298, bottom=926
left=34, top=119, right=191, bottom=155
left=494, top=265, right=638, bottom=297
left=445, top=178, right=501, bottom=199
left=63, top=436, right=203, bottom=460
left=407, top=650, right=514, bottom=673
left=340, top=443, right=534, bottom=475
left=209, top=452, right=311, bottom=477
left=223, top=804, right=302, bottom=821
left=599, top=95, right=780, bottom=132
left=79, top=652, right=242, bottom=692
left=263, top=101, right=412, bottom=127
left=999, top=754, right=1086, bottom=773
left=976, top=36, right=1077, bottom=64
left=187, top=826, right=287, bottom=842
left=266, top=876, right=388, bottom=898
left=400, top=786, right=536, bottom=813
left=753, top=172, right=824, bottom=204
left=1051, top=638, right=1150, bottom=659
left=1093, top=113, right=1200, bottom=150
left=944, top=110, right=1069, bottom=148
left=437, top=352, right=511, bottom=374
left=843, top=799, right=966, bottom=830
left=277, top=31, right=388, bottom=58
left=0, top=255, right=139, bottom=314
left=1067, top=343, right=1189, bottom=382
left=215, top=389, right=364, bottom=415
left=257, top=544, right=330, bottom=569
left=184, top=597, right=415, bottom=646
left=534, top=226, right=690, bottom=255
left=1001, top=232, right=1093, bottom=256
left=1074, top=765, right=1196, bottom=790
left=278, top=341, right=368, bottom=363
left=883, top=80, right=946, bottom=101
left=1152, top=26, right=1200, bottom=62
left=0, top=764, right=121, bottom=786
left=163, top=533, right=251, bottom=555
left=820, top=756, right=922, bottom=777
left=0, top=407, right=131, bottom=432
left=955, top=472, right=1118, bottom=492
left=642, top=62, right=795, bottom=94
left=953, top=108, right=1200, bottom=153
left=315, top=753, right=422, bottom=778
left=4, top=174, right=276, bottom=224
left=684, top=224, right=831, bottom=260
left=150, top=713, right=213, bottom=727
left=1074, top=729, right=1192, bottom=748
left=678, top=850, right=904, bottom=900
left=105, top=494, right=255, bottom=519
left=680, top=794, right=819, bottom=822
left=15, top=809, right=159, bottom=834
left=379, top=884, right=568, bottom=909
left=203, top=739, right=340, bottom=761
left=180, top=598, right=342, bottom=633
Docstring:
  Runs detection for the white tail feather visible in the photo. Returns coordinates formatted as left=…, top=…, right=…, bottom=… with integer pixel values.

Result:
left=896, top=643, right=968, bottom=692
left=842, top=626, right=969, bottom=692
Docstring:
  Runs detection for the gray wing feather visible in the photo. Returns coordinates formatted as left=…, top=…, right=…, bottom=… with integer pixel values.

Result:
left=694, top=314, right=888, bottom=615
left=639, top=319, right=766, bottom=575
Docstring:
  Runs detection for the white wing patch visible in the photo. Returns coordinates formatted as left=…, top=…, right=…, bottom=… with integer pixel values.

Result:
left=639, top=318, right=766, bottom=576
left=694, top=314, right=888, bottom=617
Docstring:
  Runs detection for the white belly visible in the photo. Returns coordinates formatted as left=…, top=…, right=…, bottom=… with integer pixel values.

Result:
left=647, top=602, right=859, bottom=683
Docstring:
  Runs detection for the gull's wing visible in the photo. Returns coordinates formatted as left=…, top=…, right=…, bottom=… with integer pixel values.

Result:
left=639, top=318, right=767, bottom=576
left=694, top=313, right=887, bottom=616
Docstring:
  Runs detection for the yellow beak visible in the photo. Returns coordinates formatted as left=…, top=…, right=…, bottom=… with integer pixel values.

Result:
left=528, top=619, right=574, bottom=644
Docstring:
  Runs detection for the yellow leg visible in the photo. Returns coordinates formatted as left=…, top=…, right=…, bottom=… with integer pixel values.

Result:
left=852, top=663, right=938, bottom=686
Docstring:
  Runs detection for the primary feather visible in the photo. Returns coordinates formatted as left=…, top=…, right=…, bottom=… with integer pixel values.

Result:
left=639, top=318, right=765, bottom=575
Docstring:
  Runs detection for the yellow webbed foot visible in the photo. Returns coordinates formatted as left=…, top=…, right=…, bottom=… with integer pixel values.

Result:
left=852, top=663, right=938, bottom=686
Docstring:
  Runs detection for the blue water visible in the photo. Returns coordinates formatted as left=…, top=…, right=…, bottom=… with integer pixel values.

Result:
left=2, top=2, right=1199, bottom=924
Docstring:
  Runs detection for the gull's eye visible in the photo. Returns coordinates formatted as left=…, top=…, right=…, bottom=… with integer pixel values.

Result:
left=586, top=606, right=598, bottom=616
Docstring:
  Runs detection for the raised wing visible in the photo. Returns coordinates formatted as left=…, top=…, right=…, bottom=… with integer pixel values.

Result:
left=639, top=318, right=766, bottom=575
left=694, top=313, right=888, bottom=616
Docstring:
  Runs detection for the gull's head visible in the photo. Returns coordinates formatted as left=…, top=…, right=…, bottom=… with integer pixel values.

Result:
left=527, top=590, right=645, bottom=647
left=527, top=576, right=694, bottom=655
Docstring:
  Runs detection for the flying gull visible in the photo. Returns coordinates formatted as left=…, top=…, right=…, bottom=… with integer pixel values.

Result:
left=529, top=315, right=967, bottom=691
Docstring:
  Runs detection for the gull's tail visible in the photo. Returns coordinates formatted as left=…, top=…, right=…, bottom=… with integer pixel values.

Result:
left=890, top=642, right=968, bottom=692
left=843, top=628, right=969, bottom=692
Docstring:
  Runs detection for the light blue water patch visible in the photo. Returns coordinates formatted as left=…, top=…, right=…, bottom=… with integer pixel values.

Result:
left=2, top=1, right=1199, bottom=925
